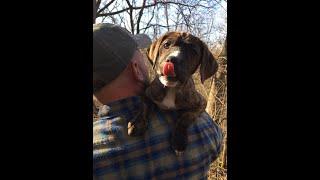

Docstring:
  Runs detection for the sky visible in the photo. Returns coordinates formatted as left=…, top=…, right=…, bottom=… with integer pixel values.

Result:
left=96, top=0, right=227, bottom=46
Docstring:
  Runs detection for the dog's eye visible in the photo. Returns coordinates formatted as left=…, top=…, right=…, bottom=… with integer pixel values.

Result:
left=163, top=42, right=171, bottom=49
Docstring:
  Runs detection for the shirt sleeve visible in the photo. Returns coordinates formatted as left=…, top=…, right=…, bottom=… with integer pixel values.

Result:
left=187, top=112, right=223, bottom=163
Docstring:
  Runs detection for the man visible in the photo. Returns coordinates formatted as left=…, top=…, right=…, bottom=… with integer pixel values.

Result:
left=93, top=23, right=223, bottom=179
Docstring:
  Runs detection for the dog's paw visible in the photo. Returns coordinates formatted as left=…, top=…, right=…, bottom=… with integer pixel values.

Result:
left=171, top=133, right=188, bottom=155
left=174, top=150, right=185, bottom=156
left=128, top=122, right=146, bottom=137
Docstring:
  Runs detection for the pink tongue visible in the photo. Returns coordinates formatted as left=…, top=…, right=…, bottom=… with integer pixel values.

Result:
left=163, top=62, right=175, bottom=76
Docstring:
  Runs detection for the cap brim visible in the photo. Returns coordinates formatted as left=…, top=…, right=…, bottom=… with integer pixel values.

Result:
left=133, top=34, right=152, bottom=49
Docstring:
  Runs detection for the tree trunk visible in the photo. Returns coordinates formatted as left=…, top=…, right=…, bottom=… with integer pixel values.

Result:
left=220, top=38, right=227, bottom=57
left=125, top=0, right=135, bottom=34
left=164, top=4, right=170, bottom=31
left=205, top=77, right=216, bottom=118
left=136, top=0, right=147, bottom=34
left=93, top=0, right=96, bottom=23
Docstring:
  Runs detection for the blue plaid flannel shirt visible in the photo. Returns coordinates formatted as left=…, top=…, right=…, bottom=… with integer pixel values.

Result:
left=93, top=96, right=223, bottom=179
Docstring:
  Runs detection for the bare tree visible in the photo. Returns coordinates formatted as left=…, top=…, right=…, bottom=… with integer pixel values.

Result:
left=206, top=78, right=216, bottom=117
left=124, top=0, right=135, bottom=33
left=95, top=0, right=226, bottom=43
left=164, top=3, right=170, bottom=31
left=93, top=0, right=96, bottom=23
left=136, top=0, right=147, bottom=34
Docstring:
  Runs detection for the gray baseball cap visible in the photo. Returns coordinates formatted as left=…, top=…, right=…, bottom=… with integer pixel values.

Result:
left=93, top=23, right=151, bottom=92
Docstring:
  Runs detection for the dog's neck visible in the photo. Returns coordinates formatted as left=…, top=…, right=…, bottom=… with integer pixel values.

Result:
left=155, top=87, right=177, bottom=110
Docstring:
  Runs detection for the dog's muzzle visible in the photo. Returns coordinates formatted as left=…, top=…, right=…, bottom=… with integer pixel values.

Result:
left=159, top=76, right=178, bottom=87
left=157, top=50, right=182, bottom=87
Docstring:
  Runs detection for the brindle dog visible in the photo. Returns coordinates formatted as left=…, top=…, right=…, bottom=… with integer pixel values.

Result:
left=128, top=32, right=218, bottom=154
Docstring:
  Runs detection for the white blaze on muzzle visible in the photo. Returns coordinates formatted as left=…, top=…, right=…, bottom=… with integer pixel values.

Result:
left=158, top=50, right=182, bottom=87
left=168, top=50, right=181, bottom=58
left=159, top=76, right=178, bottom=87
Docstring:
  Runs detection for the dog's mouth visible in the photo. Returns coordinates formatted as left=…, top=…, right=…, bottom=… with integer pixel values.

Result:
left=157, top=61, right=179, bottom=87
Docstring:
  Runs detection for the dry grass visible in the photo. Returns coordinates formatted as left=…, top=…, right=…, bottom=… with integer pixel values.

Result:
left=192, top=48, right=227, bottom=180
left=207, top=56, right=227, bottom=180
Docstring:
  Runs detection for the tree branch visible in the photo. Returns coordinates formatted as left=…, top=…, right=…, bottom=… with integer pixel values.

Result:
left=97, top=0, right=116, bottom=14
left=136, top=0, right=147, bottom=34
left=125, top=0, right=135, bottom=34
left=142, top=5, right=156, bottom=34
left=213, top=0, right=227, bottom=12
left=96, top=0, right=102, bottom=10
left=97, top=1, right=213, bottom=17
left=93, top=0, right=97, bottom=23
left=140, top=23, right=177, bottom=31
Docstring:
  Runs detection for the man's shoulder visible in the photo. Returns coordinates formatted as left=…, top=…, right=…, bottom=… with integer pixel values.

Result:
left=150, top=106, right=215, bottom=124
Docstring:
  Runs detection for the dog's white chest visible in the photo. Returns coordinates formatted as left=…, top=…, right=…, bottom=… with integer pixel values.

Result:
left=157, top=88, right=176, bottom=109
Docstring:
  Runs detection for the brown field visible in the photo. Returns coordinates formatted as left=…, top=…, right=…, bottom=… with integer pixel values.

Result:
left=195, top=55, right=227, bottom=180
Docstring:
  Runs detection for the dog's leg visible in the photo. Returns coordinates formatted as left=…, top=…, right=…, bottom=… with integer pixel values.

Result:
left=128, top=96, right=152, bottom=137
left=128, top=78, right=166, bottom=137
left=171, top=92, right=207, bottom=155
left=171, top=110, right=202, bottom=155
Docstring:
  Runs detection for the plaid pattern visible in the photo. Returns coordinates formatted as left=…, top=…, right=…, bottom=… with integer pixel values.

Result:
left=93, top=96, right=223, bottom=180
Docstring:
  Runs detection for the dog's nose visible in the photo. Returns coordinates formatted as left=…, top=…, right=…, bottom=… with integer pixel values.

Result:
left=166, top=57, right=177, bottom=63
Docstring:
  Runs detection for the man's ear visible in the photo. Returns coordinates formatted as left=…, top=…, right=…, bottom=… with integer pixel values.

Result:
left=199, top=41, right=219, bottom=84
left=131, top=61, right=144, bottom=82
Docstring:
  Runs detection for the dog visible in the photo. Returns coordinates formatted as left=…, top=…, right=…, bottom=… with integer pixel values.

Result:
left=128, top=32, right=218, bottom=154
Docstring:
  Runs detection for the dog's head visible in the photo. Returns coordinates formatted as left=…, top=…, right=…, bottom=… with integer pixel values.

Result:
left=147, top=32, right=218, bottom=87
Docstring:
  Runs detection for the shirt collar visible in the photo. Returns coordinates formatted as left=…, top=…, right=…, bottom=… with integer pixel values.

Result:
left=97, top=96, right=142, bottom=121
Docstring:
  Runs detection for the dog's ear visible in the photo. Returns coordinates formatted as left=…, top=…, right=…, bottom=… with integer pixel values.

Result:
left=199, top=41, right=218, bottom=84
left=147, top=39, right=159, bottom=64
left=146, top=43, right=157, bottom=68
left=147, top=33, right=169, bottom=69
